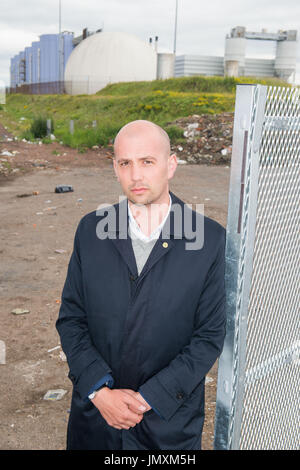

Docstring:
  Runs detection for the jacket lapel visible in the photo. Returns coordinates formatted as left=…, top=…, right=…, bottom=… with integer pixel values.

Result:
left=106, top=198, right=138, bottom=277
left=137, top=236, right=174, bottom=283
left=106, top=192, right=186, bottom=281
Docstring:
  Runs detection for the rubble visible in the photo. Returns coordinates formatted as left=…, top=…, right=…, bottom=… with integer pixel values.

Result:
left=1, top=150, right=14, bottom=157
left=170, top=112, right=234, bottom=165
left=0, top=112, right=234, bottom=182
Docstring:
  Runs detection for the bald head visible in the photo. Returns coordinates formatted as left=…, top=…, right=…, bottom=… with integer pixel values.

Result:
left=112, top=119, right=178, bottom=206
left=114, top=120, right=171, bottom=159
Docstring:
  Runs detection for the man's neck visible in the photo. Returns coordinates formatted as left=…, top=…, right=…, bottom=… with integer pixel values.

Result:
left=128, top=193, right=171, bottom=238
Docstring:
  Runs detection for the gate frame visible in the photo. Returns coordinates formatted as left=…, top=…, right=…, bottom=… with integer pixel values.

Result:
left=213, top=84, right=268, bottom=450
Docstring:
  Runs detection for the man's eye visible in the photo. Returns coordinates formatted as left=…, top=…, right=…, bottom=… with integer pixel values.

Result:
left=120, top=161, right=129, bottom=167
left=144, top=160, right=153, bottom=165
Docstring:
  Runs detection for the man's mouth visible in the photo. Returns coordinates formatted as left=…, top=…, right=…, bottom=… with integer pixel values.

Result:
left=131, top=188, right=148, bottom=194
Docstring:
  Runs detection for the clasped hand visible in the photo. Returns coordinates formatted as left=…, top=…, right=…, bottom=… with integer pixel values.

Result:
left=91, top=387, right=151, bottom=430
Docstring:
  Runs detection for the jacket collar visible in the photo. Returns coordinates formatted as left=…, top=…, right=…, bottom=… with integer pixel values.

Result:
left=98, top=191, right=198, bottom=280
left=104, top=191, right=196, bottom=240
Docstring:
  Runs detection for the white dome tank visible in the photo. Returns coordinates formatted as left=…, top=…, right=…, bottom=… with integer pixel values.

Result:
left=64, top=31, right=158, bottom=94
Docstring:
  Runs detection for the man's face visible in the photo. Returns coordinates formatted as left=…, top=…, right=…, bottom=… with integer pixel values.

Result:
left=113, top=126, right=177, bottom=206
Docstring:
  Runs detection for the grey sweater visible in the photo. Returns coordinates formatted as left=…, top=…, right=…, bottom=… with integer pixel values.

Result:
left=128, top=225, right=157, bottom=275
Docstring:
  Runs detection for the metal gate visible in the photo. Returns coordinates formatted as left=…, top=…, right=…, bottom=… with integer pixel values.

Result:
left=214, top=84, right=300, bottom=450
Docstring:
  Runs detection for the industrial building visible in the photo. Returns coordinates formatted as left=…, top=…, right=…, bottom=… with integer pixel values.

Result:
left=9, top=28, right=175, bottom=94
left=10, top=32, right=74, bottom=92
left=175, top=27, right=298, bottom=83
left=9, top=26, right=298, bottom=94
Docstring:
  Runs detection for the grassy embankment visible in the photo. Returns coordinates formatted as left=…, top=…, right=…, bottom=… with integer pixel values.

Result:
left=0, top=76, right=290, bottom=151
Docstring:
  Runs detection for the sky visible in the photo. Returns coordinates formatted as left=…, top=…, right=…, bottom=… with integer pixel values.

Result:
left=1, top=0, right=300, bottom=87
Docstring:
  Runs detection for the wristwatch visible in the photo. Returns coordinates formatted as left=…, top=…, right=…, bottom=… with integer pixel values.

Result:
left=88, top=382, right=109, bottom=400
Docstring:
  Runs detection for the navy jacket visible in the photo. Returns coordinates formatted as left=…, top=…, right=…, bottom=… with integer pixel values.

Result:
left=56, top=192, right=226, bottom=450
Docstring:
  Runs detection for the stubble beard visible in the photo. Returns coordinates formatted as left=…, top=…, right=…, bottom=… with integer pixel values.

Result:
left=126, top=188, right=155, bottom=207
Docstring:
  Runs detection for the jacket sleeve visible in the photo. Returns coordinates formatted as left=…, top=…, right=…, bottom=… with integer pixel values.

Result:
left=138, top=227, right=226, bottom=422
left=56, top=218, right=114, bottom=400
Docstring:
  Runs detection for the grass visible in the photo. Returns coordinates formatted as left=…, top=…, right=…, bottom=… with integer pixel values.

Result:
left=0, top=75, right=292, bottom=150
left=97, top=75, right=289, bottom=96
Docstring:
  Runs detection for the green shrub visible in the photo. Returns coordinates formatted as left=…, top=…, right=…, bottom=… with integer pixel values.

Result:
left=30, top=116, right=54, bottom=138
left=20, top=129, right=34, bottom=141
left=165, top=125, right=184, bottom=141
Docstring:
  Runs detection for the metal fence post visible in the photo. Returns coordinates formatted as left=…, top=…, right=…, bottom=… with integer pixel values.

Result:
left=46, top=119, right=52, bottom=137
left=69, top=119, right=74, bottom=135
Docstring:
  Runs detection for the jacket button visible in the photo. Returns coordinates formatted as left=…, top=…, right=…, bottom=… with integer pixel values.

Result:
left=176, top=392, right=184, bottom=400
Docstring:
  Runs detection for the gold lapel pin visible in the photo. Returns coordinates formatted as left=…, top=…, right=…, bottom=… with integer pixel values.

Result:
left=162, top=242, right=168, bottom=248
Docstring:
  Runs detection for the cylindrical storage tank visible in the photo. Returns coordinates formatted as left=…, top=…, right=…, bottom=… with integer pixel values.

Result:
left=31, top=41, right=40, bottom=84
left=224, top=36, right=246, bottom=76
left=16, top=51, right=25, bottom=85
left=275, top=36, right=297, bottom=81
left=24, top=46, right=33, bottom=83
left=157, top=53, right=175, bottom=79
left=224, top=60, right=239, bottom=77
left=64, top=31, right=157, bottom=95
left=39, top=34, right=59, bottom=82
left=10, top=55, right=18, bottom=88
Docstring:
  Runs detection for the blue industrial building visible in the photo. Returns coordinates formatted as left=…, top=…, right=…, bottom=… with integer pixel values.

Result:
left=10, top=32, right=74, bottom=89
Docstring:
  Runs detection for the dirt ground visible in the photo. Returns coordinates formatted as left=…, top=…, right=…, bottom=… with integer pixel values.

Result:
left=0, top=122, right=230, bottom=450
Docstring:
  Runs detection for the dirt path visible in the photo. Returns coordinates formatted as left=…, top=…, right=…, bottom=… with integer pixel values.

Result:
left=0, top=127, right=230, bottom=450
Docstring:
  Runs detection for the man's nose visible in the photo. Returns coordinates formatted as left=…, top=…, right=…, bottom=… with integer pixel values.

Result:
left=130, top=163, right=143, bottom=181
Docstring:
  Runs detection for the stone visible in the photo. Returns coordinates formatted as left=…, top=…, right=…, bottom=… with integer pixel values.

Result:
left=43, top=389, right=67, bottom=401
left=11, top=308, right=30, bottom=315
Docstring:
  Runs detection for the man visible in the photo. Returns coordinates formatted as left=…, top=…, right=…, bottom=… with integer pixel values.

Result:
left=56, top=119, right=226, bottom=450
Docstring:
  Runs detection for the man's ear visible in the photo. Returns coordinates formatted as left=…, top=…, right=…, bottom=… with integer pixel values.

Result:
left=167, top=153, right=178, bottom=180
left=113, top=158, right=119, bottom=181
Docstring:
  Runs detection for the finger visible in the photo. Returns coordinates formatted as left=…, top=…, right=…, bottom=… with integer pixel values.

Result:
left=127, top=404, right=145, bottom=415
left=121, top=389, right=135, bottom=395
left=120, top=421, right=137, bottom=429
left=118, top=409, right=143, bottom=428
left=122, top=393, right=147, bottom=413
left=127, top=405, right=146, bottom=416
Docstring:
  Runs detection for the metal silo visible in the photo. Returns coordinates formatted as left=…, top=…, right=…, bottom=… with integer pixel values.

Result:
left=10, top=55, right=18, bottom=87
left=39, top=34, right=59, bottom=82
left=63, top=32, right=74, bottom=70
left=157, top=53, right=175, bottom=79
left=275, top=30, right=298, bottom=81
left=31, top=41, right=40, bottom=84
left=224, top=27, right=246, bottom=77
left=24, top=46, right=33, bottom=83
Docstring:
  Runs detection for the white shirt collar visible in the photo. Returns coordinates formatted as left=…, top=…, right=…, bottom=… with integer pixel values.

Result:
left=128, top=194, right=172, bottom=243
